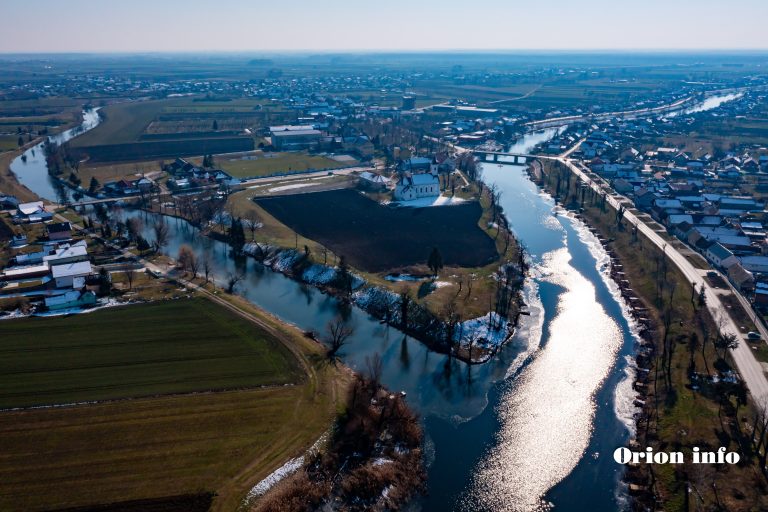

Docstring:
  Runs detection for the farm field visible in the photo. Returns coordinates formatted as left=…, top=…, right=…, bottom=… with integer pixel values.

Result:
left=0, top=384, right=339, bottom=512
left=412, top=77, right=670, bottom=111
left=218, top=151, right=352, bottom=178
left=0, top=293, right=348, bottom=512
left=0, top=135, right=18, bottom=152
left=255, top=189, right=498, bottom=272
left=77, top=159, right=166, bottom=185
left=73, top=136, right=255, bottom=163
left=0, top=297, right=301, bottom=408
left=68, top=98, right=259, bottom=162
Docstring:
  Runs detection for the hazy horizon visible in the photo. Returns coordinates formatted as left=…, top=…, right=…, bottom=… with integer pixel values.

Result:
left=2, top=0, right=767, bottom=53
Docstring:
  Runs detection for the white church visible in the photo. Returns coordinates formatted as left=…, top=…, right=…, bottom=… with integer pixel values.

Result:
left=393, top=157, right=440, bottom=201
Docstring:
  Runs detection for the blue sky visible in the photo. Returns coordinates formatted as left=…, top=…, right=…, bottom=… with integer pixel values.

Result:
left=2, top=0, right=767, bottom=52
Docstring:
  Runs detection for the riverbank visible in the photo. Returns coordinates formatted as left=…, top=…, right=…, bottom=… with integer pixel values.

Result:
left=246, top=374, right=425, bottom=512
left=0, top=138, right=48, bottom=203
left=200, top=221, right=520, bottom=364
left=536, top=159, right=768, bottom=510
left=146, top=181, right=527, bottom=364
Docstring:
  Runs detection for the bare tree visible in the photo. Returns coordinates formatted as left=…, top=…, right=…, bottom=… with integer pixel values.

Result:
left=365, top=352, right=383, bottom=388
left=177, top=245, right=195, bottom=274
left=752, top=397, right=768, bottom=474
left=188, top=252, right=200, bottom=279
left=243, top=209, right=261, bottom=241
left=226, top=272, right=244, bottom=294
left=325, top=316, right=354, bottom=360
left=202, top=257, right=212, bottom=285
left=153, top=221, right=169, bottom=253
left=125, top=268, right=136, bottom=290
left=126, top=217, right=143, bottom=242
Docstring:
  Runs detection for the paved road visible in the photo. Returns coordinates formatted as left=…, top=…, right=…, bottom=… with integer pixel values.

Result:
left=556, top=156, right=768, bottom=403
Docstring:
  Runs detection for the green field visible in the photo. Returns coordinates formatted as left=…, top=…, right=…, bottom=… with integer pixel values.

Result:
left=0, top=295, right=347, bottom=512
left=0, top=298, right=301, bottom=408
left=0, top=387, right=329, bottom=512
left=219, top=152, right=350, bottom=178
left=0, top=135, right=18, bottom=152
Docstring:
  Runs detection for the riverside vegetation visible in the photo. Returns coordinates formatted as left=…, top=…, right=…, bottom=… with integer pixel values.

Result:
left=538, top=159, right=768, bottom=511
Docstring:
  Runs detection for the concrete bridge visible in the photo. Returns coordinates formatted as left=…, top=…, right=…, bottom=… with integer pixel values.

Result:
left=472, top=150, right=539, bottom=164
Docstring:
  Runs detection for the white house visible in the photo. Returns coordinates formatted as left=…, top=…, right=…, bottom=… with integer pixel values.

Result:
left=51, top=260, right=93, bottom=288
left=705, top=243, right=739, bottom=269
left=394, top=173, right=439, bottom=201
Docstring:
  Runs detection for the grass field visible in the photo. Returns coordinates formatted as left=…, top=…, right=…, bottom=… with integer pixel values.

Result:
left=77, top=159, right=166, bottom=185
left=70, top=99, right=171, bottom=147
left=0, top=378, right=345, bottom=512
left=0, top=298, right=301, bottom=408
left=255, top=189, right=498, bottom=272
left=0, top=135, right=19, bottom=152
left=219, top=152, right=350, bottom=178
left=68, top=99, right=256, bottom=162
left=0, top=293, right=349, bottom=512
left=72, top=136, right=255, bottom=163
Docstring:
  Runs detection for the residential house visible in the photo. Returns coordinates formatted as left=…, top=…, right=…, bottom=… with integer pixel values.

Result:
left=728, top=264, right=755, bottom=292
left=46, top=221, right=72, bottom=241
left=50, top=260, right=93, bottom=288
left=358, top=171, right=389, bottom=192
left=44, top=290, right=97, bottom=311
left=705, top=243, right=739, bottom=269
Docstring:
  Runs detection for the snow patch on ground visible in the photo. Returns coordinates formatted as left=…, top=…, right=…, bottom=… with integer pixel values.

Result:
left=245, top=457, right=304, bottom=500
left=266, top=250, right=303, bottom=272
left=267, top=182, right=313, bottom=193
left=243, top=433, right=328, bottom=504
left=352, top=286, right=399, bottom=310
left=301, top=264, right=337, bottom=285
left=455, top=312, right=513, bottom=349
left=384, top=273, right=425, bottom=282
left=392, top=195, right=467, bottom=208
left=3, top=297, right=129, bottom=321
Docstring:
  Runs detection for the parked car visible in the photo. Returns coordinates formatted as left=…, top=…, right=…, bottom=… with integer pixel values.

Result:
left=747, top=331, right=761, bottom=340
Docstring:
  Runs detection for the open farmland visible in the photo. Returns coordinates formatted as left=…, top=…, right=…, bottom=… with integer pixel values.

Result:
left=0, top=295, right=347, bottom=512
left=0, top=382, right=341, bottom=512
left=68, top=98, right=258, bottom=162
left=0, top=135, right=18, bottom=152
left=73, top=136, right=254, bottom=163
left=219, top=151, right=351, bottom=178
left=255, top=189, right=498, bottom=272
left=0, top=297, right=301, bottom=408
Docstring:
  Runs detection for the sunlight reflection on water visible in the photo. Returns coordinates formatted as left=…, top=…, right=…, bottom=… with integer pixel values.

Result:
left=460, top=247, right=622, bottom=511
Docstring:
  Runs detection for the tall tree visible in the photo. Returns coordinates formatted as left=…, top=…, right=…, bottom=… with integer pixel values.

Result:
left=427, top=246, right=444, bottom=277
left=153, top=221, right=169, bottom=253
left=229, top=217, right=246, bottom=256
left=325, top=316, right=354, bottom=361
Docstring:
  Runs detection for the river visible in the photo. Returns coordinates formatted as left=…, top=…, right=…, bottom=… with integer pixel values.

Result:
left=10, top=108, right=101, bottom=204
left=665, top=92, right=743, bottom=118
left=113, top=128, right=640, bottom=511
left=8, top=95, right=736, bottom=510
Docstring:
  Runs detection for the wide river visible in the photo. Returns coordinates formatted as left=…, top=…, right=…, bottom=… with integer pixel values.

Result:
left=7, top=94, right=738, bottom=510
